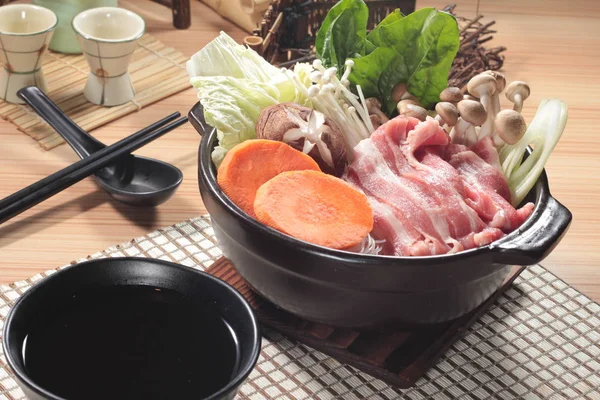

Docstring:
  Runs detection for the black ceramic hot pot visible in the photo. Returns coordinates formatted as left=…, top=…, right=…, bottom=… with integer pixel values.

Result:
left=190, top=103, right=572, bottom=328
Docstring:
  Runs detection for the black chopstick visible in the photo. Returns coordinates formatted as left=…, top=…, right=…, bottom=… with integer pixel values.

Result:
left=0, top=112, right=180, bottom=206
left=0, top=116, right=188, bottom=225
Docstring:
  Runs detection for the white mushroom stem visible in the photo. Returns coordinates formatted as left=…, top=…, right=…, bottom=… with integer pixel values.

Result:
left=434, top=114, right=445, bottom=127
left=312, top=59, right=325, bottom=72
left=490, top=92, right=501, bottom=119
left=512, top=93, right=524, bottom=112
left=483, top=92, right=502, bottom=145
left=282, top=109, right=335, bottom=168
left=435, top=115, right=451, bottom=134
left=450, top=118, right=471, bottom=144
left=356, top=85, right=375, bottom=132
left=340, top=60, right=354, bottom=82
left=479, top=94, right=495, bottom=138
left=484, top=71, right=505, bottom=117
left=346, top=106, right=371, bottom=141
left=465, top=125, right=478, bottom=147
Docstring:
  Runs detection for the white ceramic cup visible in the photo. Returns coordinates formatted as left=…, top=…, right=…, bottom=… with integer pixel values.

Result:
left=72, top=7, right=145, bottom=106
left=0, top=4, right=57, bottom=104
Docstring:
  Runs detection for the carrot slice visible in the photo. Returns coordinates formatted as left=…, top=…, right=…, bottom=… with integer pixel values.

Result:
left=217, top=139, right=320, bottom=218
left=254, top=170, right=374, bottom=250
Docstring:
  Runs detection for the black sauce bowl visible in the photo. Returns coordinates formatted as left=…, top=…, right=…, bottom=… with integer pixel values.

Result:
left=3, top=258, right=261, bottom=400
left=190, top=102, right=572, bottom=328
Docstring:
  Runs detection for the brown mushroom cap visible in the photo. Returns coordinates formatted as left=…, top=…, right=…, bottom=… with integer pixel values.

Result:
left=369, top=114, right=387, bottom=129
left=255, top=103, right=347, bottom=176
left=365, top=97, right=389, bottom=123
left=403, top=104, right=428, bottom=121
left=401, top=92, right=419, bottom=102
left=505, top=81, right=531, bottom=103
left=391, top=82, right=407, bottom=103
left=483, top=71, right=506, bottom=92
left=494, top=109, right=527, bottom=145
left=467, top=74, right=497, bottom=98
left=370, top=114, right=384, bottom=130
left=457, top=100, right=487, bottom=126
left=439, top=87, right=463, bottom=103
left=365, top=97, right=383, bottom=111
left=397, top=99, right=420, bottom=114
left=435, top=102, right=459, bottom=126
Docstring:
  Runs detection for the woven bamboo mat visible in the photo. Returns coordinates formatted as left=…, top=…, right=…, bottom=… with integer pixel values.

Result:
left=0, top=215, right=598, bottom=400
left=0, top=34, right=190, bottom=150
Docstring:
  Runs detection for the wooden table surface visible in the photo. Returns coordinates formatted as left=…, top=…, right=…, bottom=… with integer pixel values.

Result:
left=0, top=0, right=598, bottom=302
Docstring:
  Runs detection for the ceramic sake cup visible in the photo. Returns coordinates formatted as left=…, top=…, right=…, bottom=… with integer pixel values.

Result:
left=33, top=0, right=119, bottom=54
left=0, top=4, right=57, bottom=104
left=72, top=7, right=144, bottom=106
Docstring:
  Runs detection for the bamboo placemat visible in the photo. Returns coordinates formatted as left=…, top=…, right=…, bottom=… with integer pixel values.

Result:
left=0, top=34, right=190, bottom=150
left=0, top=215, right=598, bottom=400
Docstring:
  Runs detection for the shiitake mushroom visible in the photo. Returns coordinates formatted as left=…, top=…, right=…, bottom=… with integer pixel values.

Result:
left=256, top=103, right=347, bottom=177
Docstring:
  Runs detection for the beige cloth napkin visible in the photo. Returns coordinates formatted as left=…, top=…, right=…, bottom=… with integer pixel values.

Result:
left=201, top=0, right=271, bottom=33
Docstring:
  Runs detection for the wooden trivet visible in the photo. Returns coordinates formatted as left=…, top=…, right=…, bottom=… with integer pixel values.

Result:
left=0, top=34, right=190, bottom=150
left=205, top=258, right=525, bottom=389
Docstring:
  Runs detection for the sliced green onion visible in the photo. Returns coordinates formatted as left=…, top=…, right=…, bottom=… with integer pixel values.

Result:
left=500, top=99, right=568, bottom=206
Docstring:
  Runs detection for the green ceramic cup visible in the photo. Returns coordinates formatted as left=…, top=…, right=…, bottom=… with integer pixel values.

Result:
left=33, top=0, right=118, bottom=54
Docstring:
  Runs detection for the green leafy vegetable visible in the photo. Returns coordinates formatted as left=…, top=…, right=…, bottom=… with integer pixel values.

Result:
left=187, top=31, right=283, bottom=82
left=350, top=8, right=460, bottom=112
left=188, top=32, right=305, bottom=166
left=316, top=1, right=459, bottom=113
left=365, top=9, right=404, bottom=45
left=191, top=77, right=291, bottom=165
left=348, top=47, right=408, bottom=115
left=315, top=0, right=368, bottom=70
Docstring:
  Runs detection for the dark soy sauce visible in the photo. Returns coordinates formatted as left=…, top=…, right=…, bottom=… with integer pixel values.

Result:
left=23, top=285, right=239, bottom=400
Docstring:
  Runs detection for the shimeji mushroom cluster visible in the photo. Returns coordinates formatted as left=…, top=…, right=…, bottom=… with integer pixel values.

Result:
left=433, top=71, right=531, bottom=148
left=352, top=69, right=532, bottom=151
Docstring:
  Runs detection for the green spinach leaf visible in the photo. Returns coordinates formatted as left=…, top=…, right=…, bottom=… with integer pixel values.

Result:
left=315, top=0, right=368, bottom=70
left=350, top=8, right=459, bottom=112
left=366, top=9, right=404, bottom=47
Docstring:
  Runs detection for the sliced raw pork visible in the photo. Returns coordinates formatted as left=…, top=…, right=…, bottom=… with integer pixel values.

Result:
left=344, top=116, right=534, bottom=256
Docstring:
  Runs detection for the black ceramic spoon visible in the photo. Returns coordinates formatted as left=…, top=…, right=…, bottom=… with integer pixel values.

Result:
left=18, top=86, right=183, bottom=207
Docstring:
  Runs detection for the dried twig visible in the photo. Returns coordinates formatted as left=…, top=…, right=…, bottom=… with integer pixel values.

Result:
left=447, top=6, right=506, bottom=89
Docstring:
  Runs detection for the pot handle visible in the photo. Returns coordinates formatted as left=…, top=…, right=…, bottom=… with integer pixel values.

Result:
left=490, top=195, right=572, bottom=266
left=188, top=102, right=208, bottom=137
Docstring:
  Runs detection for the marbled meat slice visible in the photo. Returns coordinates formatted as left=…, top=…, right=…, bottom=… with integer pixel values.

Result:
left=344, top=116, right=533, bottom=256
